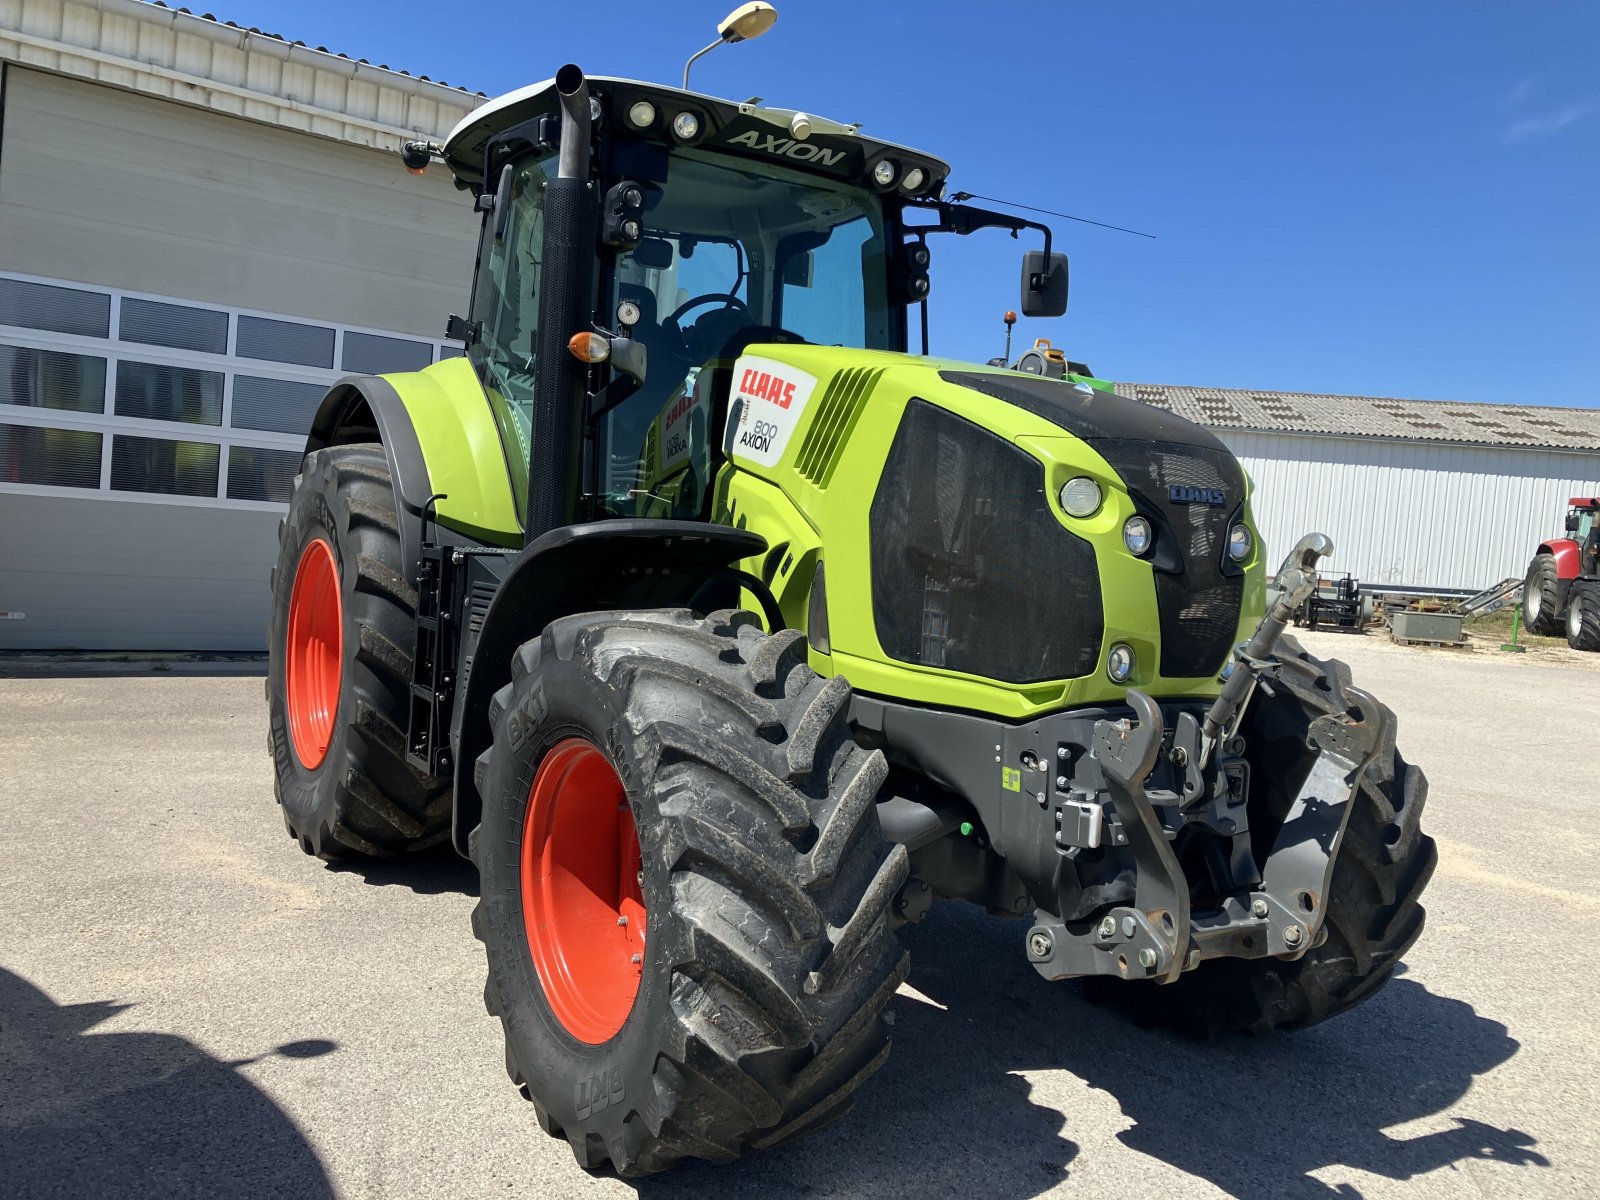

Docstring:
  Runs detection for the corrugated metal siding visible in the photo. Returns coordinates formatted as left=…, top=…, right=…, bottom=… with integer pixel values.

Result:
left=0, top=0, right=480, bottom=150
left=1219, top=430, right=1600, bottom=591
left=0, top=67, right=476, bottom=336
left=0, top=492, right=280, bottom=649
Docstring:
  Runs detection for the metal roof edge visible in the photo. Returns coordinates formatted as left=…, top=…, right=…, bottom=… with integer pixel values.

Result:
left=1115, top=381, right=1600, bottom=455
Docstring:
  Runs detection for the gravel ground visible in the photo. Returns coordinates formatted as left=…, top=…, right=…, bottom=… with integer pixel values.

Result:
left=1, top=628, right=1595, bottom=1198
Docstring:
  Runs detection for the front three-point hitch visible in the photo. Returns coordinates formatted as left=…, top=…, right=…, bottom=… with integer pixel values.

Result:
left=1027, top=533, right=1391, bottom=983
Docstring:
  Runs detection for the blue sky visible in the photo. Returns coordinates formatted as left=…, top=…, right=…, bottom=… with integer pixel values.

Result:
left=213, top=1, right=1595, bottom=404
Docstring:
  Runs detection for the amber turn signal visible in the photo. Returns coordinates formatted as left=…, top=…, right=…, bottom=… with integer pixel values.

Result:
left=567, top=332, right=610, bottom=363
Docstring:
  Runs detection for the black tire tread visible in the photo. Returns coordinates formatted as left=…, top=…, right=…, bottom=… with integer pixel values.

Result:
left=472, top=608, right=905, bottom=1177
left=1566, top=579, right=1600, bottom=651
left=1524, top=552, right=1569, bottom=636
left=270, top=444, right=450, bottom=858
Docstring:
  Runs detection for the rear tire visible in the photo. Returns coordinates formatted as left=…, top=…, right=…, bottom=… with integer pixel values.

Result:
left=1524, top=552, right=1569, bottom=636
left=472, top=609, right=907, bottom=1176
left=1086, top=634, right=1436, bottom=1035
left=1565, top=580, right=1600, bottom=651
left=267, top=444, right=451, bottom=858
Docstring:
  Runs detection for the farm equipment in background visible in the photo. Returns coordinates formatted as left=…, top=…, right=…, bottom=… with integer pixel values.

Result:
left=1523, top=497, right=1600, bottom=650
left=262, top=25, right=1436, bottom=1177
left=1291, top=572, right=1371, bottom=632
left=1460, top=576, right=1523, bottom=619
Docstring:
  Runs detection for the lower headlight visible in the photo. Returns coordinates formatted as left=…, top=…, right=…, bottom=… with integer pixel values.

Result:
left=1227, top=523, right=1253, bottom=562
left=1107, top=643, right=1135, bottom=683
left=1123, top=515, right=1152, bottom=556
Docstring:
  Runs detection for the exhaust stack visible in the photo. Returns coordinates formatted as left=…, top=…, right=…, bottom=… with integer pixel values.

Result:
left=525, top=64, right=597, bottom=545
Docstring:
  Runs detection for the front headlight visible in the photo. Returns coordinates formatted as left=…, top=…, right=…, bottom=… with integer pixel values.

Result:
left=1107, top=643, right=1135, bottom=683
left=1123, top=515, right=1152, bottom=556
left=1227, top=523, right=1253, bottom=562
left=1058, top=477, right=1102, bottom=518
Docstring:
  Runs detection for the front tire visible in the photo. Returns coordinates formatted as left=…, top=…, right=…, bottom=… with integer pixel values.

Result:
left=1088, top=635, right=1436, bottom=1035
left=472, top=609, right=907, bottom=1176
left=267, top=444, right=451, bottom=858
left=1524, top=552, right=1568, bottom=636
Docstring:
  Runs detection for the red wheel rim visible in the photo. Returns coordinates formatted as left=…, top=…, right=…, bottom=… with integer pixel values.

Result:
left=521, top=738, right=646, bottom=1044
left=285, top=538, right=343, bottom=770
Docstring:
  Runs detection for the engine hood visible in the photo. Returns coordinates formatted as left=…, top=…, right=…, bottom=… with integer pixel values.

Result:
left=939, top=369, right=1232, bottom=454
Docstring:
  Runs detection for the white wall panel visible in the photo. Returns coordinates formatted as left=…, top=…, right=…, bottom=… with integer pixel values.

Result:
left=0, top=68, right=476, bottom=337
left=1218, top=430, right=1600, bottom=591
left=0, top=491, right=280, bottom=649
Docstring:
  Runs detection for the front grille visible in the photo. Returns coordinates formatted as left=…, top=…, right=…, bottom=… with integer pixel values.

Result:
left=1094, top=439, right=1245, bottom=679
left=869, top=399, right=1102, bottom=684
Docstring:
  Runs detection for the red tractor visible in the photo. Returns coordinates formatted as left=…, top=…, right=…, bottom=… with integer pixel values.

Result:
left=1524, top=497, right=1600, bottom=649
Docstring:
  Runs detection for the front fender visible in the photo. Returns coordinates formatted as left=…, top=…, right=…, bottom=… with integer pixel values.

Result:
left=305, top=359, right=523, bottom=580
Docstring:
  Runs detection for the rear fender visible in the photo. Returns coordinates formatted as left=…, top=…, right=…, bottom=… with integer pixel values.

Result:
left=449, top=520, right=771, bottom=854
left=1539, top=539, right=1580, bottom=580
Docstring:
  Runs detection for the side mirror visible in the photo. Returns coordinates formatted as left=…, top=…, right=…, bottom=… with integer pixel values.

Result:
left=1567, top=512, right=1582, bottom=532
left=1020, top=250, right=1068, bottom=318
left=781, top=250, right=814, bottom=288
left=632, top=237, right=674, bottom=270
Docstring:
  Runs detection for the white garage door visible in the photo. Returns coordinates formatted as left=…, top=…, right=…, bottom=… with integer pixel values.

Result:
left=0, top=67, right=478, bottom=651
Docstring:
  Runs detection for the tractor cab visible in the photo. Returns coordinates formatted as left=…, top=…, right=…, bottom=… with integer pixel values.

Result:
left=435, top=70, right=1067, bottom=541
left=1563, top=498, right=1600, bottom=569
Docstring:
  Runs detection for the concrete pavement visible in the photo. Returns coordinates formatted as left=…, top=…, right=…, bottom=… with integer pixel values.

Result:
left=1, top=629, right=1594, bottom=1197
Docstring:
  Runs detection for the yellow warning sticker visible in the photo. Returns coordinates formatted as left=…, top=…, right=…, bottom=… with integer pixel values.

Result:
left=1002, top=766, right=1021, bottom=792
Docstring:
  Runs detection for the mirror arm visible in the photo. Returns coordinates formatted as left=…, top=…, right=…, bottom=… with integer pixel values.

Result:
left=908, top=200, right=1053, bottom=262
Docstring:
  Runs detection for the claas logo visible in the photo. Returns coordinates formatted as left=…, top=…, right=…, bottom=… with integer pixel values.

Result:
left=738, top=367, right=796, bottom=409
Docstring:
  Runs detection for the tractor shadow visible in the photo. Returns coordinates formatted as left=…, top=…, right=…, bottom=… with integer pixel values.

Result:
left=327, top=842, right=480, bottom=897
left=0, top=966, right=338, bottom=1198
left=639, top=904, right=1543, bottom=1200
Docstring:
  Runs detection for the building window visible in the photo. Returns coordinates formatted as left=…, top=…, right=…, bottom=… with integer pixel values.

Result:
left=114, top=361, right=224, bottom=425
left=231, top=375, right=327, bottom=435
left=236, top=315, right=335, bottom=369
left=110, top=434, right=219, bottom=497
left=0, top=278, right=111, bottom=338
left=0, top=422, right=103, bottom=488
left=0, top=346, right=108, bottom=413
left=227, top=446, right=302, bottom=502
left=119, top=297, right=230, bottom=356
left=342, top=331, right=433, bottom=374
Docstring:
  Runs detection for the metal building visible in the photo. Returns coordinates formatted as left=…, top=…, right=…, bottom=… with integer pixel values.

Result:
left=1119, top=384, right=1600, bottom=593
left=0, top=0, right=482, bottom=650
left=2, top=3, right=1593, bottom=652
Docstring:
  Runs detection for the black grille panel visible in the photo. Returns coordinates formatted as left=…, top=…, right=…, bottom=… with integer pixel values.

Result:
left=1095, top=439, right=1245, bottom=679
left=870, top=400, right=1102, bottom=684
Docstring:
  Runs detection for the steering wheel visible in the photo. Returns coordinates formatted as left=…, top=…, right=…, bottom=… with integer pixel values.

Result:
left=664, top=292, right=751, bottom=340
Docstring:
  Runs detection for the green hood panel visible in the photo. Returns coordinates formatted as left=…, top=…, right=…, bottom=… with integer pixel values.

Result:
left=715, top=345, right=1266, bottom=720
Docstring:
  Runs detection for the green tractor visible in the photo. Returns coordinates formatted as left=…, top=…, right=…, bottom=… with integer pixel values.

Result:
left=266, top=59, right=1436, bottom=1177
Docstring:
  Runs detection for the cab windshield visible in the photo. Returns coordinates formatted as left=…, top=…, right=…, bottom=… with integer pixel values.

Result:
left=465, top=145, right=893, bottom=523
left=599, top=148, right=892, bottom=514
